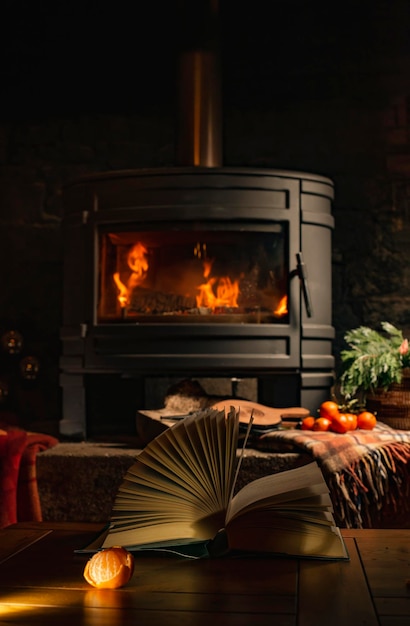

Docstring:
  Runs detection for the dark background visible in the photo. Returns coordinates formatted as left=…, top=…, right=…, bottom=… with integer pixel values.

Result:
left=2, top=0, right=407, bottom=117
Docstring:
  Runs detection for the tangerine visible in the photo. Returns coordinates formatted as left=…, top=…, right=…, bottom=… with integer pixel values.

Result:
left=345, top=413, right=358, bottom=431
left=330, top=413, right=350, bottom=434
left=312, top=416, right=332, bottom=431
left=319, top=401, right=340, bottom=420
left=357, top=411, right=377, bottom=430
left=83, top=546, right=135, bottom=589
left=301, top=416, right=315, bottom=430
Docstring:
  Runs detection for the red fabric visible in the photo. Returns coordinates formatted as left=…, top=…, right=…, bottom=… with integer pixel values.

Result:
left=0, top=426, right=58, bottom=529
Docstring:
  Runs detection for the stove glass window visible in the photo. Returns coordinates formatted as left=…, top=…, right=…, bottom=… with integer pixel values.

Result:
left=97, top=224, right=289, bottom=324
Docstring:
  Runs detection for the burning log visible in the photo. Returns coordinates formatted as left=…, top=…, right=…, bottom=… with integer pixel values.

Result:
left=129, top=287, right=197, bottom=314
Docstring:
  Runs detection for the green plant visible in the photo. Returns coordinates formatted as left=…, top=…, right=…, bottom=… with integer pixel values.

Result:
left=339, top=322, right=410, bottom=399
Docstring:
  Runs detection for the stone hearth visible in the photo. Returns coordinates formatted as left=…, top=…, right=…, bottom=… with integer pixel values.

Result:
left=36, top=443, right=309, bottom=523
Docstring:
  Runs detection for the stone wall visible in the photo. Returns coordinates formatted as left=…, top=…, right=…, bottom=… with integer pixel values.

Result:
left=1, top=1, right=410, bottom=435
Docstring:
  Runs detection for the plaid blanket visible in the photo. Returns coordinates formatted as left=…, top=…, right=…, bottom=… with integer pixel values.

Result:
left=251, top=423, right=410, bottom=528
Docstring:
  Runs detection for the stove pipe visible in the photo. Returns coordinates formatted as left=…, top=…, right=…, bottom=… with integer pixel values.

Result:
left=176, top=0, right=223, bottom=167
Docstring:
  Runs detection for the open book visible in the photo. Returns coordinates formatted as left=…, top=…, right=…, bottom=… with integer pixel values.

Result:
left=87, top=407, right=348, bottom=560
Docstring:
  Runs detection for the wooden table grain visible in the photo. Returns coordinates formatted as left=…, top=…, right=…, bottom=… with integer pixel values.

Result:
left=0, top=522, right=408, bottom=626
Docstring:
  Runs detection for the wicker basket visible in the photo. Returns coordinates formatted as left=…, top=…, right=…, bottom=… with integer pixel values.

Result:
left=366, top=369, right=410, bottom=430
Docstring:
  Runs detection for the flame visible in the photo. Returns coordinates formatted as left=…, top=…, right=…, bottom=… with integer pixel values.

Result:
left=114, top=242, right=149, bottom=308
left=274, top=295, right=288, bottom=317
left=216, top=276, right=240, bottom=306
left=202, top=258, right=213, bottom=279
left=127, top=242, right=148, bottom=281
left=113, top=273, right=129, bottom=308
left=196, top=264, right=240, bottom=309
left=196, top=277, right=240, bottom=308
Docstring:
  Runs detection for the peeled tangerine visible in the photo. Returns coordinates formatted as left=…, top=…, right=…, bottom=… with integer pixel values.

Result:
left=84, top=546, right=134, bottom=589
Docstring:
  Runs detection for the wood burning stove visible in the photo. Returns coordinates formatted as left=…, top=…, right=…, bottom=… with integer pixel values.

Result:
left=59, top=1, right=335, bottom=438
left=60, top=167, right=335, bottom=438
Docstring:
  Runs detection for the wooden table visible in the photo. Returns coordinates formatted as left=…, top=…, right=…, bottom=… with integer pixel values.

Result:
left=0, top=522, right=409, bottom=626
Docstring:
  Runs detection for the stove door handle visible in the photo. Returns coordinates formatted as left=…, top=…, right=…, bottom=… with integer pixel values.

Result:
left=290, top=252, right=313, bottom=318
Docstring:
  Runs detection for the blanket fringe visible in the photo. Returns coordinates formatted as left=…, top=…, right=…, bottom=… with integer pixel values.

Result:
left=326, top=442, right=410, bottom=528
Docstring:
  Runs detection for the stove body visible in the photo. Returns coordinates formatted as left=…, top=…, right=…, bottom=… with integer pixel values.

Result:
left=60, top=166, right=334, bottom=438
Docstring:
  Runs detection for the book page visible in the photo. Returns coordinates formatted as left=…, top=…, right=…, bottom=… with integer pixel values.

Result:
left=224, top=461, right=348, bottom=560
left=103, top=409, right=239, bottom=549
left=225, top=509, right=348, bottom=559
left=183, top=408, right=237, bottom=510
left=102, top=521, right=208, bottom=549
left=229, top=408, right=254, bottom=503
left=226, top=462, right=328, bottom=523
